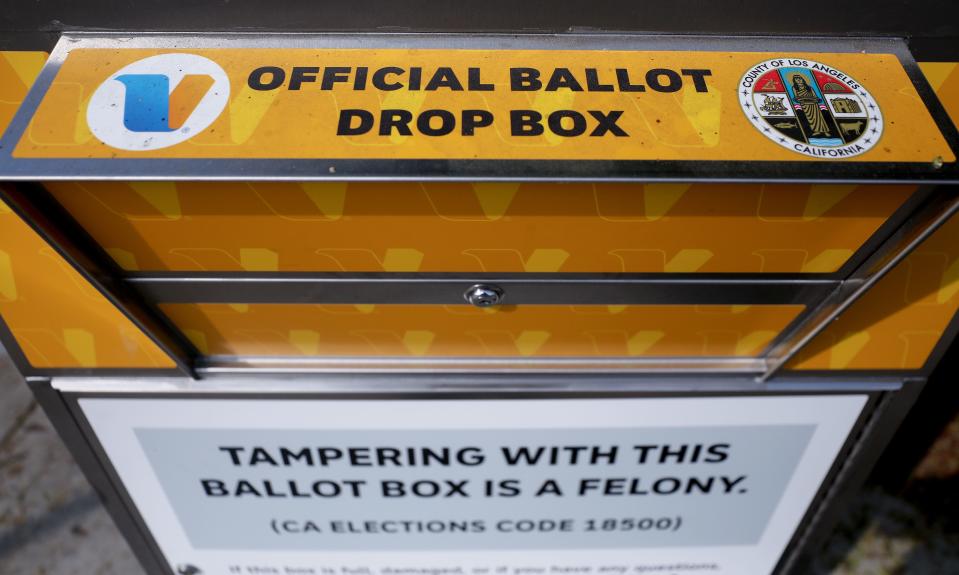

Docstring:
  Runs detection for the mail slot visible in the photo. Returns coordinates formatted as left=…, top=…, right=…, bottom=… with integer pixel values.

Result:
left=158, top=303, right=805, bottom=358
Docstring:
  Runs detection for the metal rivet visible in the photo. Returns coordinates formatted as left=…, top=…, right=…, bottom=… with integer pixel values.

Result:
left=464, top=284, right=504, bottom=307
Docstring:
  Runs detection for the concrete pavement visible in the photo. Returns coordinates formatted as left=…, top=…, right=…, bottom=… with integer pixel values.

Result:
left=0, top=346, right=145, bottom=575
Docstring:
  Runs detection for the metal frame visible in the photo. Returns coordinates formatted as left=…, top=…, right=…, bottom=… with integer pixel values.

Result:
left=1, top=33, right=958, bottom=183
left=774, top=377, right=927, bottom=574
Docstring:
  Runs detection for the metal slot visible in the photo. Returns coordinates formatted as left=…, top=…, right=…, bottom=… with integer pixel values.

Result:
left=197, top=355, right=767, bottom=375
left=127, top=273, right=833, bottom=305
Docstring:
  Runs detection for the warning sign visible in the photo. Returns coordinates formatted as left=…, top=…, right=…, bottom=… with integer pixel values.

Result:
left=79, top=395, right=866, bottom=575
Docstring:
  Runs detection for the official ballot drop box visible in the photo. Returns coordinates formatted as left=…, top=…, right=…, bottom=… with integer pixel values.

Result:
left=2, top=18, right=959, bottom=575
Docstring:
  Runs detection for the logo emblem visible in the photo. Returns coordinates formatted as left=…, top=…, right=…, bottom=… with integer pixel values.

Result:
left=740, top=59, right=882, bottom=158
left=87, top=54, right=229, bottom=151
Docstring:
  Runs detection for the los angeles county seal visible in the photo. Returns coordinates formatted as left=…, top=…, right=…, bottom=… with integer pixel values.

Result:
left=739, top=58, right=883, bottom=158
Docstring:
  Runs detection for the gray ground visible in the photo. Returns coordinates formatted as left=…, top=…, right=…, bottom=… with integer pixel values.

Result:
left=0, top=344, right=956, bottom=575
left=0, top=347, right=145, bottom=575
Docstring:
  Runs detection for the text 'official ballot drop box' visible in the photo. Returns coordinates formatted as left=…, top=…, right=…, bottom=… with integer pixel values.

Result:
left=1, top=22, right=959, bottom=575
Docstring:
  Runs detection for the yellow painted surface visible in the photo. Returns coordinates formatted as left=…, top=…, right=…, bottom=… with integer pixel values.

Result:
left=0, top=52, right=47, bottom=136
left=920, top=62, right=959, bottom=124
left=0, top=192, right=176, bottom=368
left=46, top=181, right=913, bottom=273
left=15, top=49, right=953, bottom=162
left=159, top=303, right=804, bottom=358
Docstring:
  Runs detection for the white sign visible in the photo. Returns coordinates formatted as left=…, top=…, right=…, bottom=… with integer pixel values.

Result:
left=78, top=395, right=866, bottom=575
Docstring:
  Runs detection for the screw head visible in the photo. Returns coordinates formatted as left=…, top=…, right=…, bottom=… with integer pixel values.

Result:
left=464, top=284, right=504, bottom=307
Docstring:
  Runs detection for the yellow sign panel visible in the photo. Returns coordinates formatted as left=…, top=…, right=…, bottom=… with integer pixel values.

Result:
left=14, top=48, right=954, bottom=163
left=46, top=181, right=912, bottom=274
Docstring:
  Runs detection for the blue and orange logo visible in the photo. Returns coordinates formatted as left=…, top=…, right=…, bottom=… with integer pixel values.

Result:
left=115, top=73, right=215, bottom=132
left=87, top=53, right=229, bottom=150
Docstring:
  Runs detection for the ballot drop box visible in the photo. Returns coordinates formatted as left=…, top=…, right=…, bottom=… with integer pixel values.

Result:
left=1, top=30, right=959, bottom=575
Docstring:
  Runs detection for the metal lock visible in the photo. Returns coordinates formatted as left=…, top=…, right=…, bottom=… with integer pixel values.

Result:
left=464, top=284, right=505, bottom=307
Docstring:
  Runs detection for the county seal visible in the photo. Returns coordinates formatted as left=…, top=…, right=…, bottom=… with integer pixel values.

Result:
left=740, top=58, right=883, bottom=158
